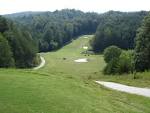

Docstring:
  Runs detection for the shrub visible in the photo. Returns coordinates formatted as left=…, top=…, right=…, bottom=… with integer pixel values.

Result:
left=116, top=51, right=134, bottom=74
left=103, top=46, right=134, bottom=74
left=103, top=46, right=122, bottom=74
left=104, top=45, right=122, bottom=63
left=104, top=58, right=119, bottom=74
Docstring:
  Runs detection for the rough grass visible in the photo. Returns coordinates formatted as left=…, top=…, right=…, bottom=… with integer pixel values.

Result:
left=0, top=35, right=150, bottom=113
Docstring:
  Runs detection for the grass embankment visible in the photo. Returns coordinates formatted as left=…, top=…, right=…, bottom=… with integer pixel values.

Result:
left=0, top=35, right=150, bottom=113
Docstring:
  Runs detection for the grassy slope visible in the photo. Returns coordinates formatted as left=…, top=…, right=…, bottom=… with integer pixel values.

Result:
left=0, top=35, right=150, bottom=113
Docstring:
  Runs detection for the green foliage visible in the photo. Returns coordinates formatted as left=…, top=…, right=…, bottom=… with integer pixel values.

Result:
left=0, top=16, right=38, bottom=68
left=104, top=58, right=119, bottom=74
left=135, top=12, right=150, bottom=71
left=0, top=33, right=14, bottom=67
left=104, top=45, right=122, bottom=63
left=103, top=46, right=134, bottom=74
left=0, top=16, right=8, bottom=33
left=6, top=10, right=148, bottom=53
left=103, top=46, right=122, bottom=74
left=5, top=9, right=100, bottom=52
left=116, top=51, right=134, bottom=74
left=91, top=11, right=148, bottom=52
left=4, top=29, right=37, bottom=68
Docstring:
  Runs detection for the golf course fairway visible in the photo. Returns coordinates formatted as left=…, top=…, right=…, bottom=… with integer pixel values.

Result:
left=0, top=35, right=150, bottom=113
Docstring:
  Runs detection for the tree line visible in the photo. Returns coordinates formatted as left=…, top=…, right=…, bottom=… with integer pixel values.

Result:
left=96, top=12, right=150, bottom=74
left=6, top=9, right=100, bottom=52
left=6, top=10, right=148, bottom=53
left=91, top=11, right=148, bottom=52
left=0, top=16, right=38, bottom=68
left=2, top=9, right=150, bottom=71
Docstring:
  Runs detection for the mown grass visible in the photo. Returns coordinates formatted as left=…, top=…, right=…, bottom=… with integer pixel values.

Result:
left=0, top=35, right=150, bottom=113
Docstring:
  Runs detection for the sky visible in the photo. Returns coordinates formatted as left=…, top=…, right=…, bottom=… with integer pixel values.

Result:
left=0, top=0, right=150, bottom=15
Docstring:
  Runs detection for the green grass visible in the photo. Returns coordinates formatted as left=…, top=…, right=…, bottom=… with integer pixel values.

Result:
left=0, top=35, right=150, bottom=113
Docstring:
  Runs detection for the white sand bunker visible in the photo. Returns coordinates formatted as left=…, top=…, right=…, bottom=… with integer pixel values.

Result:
left=83, top=46, right=88, bottom=49
left=74, top=58, right=88, bottom=63
left=83, top=37, right=89, bottom=39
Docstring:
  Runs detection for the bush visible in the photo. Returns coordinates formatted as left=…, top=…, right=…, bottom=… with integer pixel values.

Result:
left=103, top=46, right=122, bottom=74
left=116, top=51, right=134, bottom=74
left=103, top=46, right=134, bottom=74
left=104, top=58, right=119, bottom=74
left=104, top=45, right=122, bottom=63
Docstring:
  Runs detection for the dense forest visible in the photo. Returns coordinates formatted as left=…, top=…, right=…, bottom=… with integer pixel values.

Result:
left=6, top=10, right=148, bottom=53
left=100, top=12, right=150, bottom=74
left=0, top=16, right=37, bottom=68
left=91, top=11, right=148, bottom=52
left=1, top=9, right=149, bottom=71
left=5, top=9, right=100, bottom=52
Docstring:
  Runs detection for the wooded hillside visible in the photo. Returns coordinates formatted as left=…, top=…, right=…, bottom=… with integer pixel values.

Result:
left=0, top=16, right=37, bottom=68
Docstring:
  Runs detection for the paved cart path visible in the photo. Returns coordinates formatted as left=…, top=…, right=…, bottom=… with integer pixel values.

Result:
left=95, top=81, right=150, bottom=97
left=33, top=56, right=45, bottom=70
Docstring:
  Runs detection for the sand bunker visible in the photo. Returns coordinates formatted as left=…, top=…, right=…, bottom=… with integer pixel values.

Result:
left=83, top=37, right=89, bottom=39
left=74, top=58, right=88, bottom=63
left=83, top=46, right=88, bottom=49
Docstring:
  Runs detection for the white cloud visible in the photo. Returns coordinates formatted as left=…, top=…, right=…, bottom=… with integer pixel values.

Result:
left=0, top=0, right=150, bottom=14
